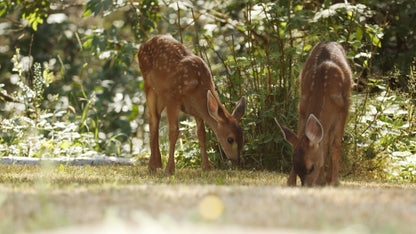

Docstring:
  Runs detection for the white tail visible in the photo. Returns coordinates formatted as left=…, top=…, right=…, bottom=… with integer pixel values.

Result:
left=137, top=35, right=246, bottom=174
left=276, top=42, right=352, bottom=186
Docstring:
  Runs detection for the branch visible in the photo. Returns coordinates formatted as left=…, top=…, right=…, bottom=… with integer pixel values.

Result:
left=0, top=92, right=18, bottom=103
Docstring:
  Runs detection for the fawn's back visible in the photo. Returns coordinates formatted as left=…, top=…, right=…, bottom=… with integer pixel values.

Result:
left=299, top=41, right=351, bottom=130
left=137, top=35, right=214, bottom=103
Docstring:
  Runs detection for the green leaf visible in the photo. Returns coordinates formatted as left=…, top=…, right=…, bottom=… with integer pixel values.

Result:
left=0, top=7, right=7, bottom=18
left=93, top=2, right=103, bottom=16
left=82, top=9, right=93, bottom=17
left=369, top=34, right=381, bottom=48
left=103, top=0, right=112, bottom=11
left=303, top=44, right=313, bottom=52
left=82, top=38, right=93, bottom=50
left=216, top=177, right=224, bottom=185
left=23, top=12, right=45, bottom=31
left=363, top=59, right=368, bottom=68
left=351, top=40, right=362, bottom=49
left=293, top=5, right=303, bottom=12
left=356, top=27, right=363, bottom=41
left=83, top=0, right=103, bottom=17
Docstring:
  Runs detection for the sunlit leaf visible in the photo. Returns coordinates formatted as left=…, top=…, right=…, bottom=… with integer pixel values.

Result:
left=82, top=38, right=93, bottom=49
left=82, top=9, right=92, bottom=17
left=303, top=44, right=313, bottom=52
left=356, top=27, right=363, bottom=41
left=294, top=5, right=303, bottom=12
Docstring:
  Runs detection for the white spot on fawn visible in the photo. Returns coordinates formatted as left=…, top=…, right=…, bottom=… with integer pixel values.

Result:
left=184, top=80, right=198, bottom=86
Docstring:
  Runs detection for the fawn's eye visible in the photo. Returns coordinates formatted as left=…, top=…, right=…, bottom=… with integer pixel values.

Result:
left=227, top=137, right=234, bottom=144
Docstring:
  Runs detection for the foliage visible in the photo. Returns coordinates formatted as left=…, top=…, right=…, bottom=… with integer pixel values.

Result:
left=0, top=0, right=51, bottom=31
left=0, top=0, right=415, bottom=180
left=369, top=0, right=416, bottom=77
left=347, top=86, right=416, bottom=179
left=0, top=49, right=100, bottom=158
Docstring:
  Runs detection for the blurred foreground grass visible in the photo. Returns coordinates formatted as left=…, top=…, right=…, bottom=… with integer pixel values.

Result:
left=1, top=164, right=415, bottom=234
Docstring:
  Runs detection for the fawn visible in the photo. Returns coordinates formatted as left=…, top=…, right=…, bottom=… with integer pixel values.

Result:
left=276, top=42, right=352, bottom=186
left=137, top=35, right=246, bottom=174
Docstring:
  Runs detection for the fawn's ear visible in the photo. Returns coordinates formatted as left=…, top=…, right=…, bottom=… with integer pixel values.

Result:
left=232, top=96, right=246, bottom=122
left=207, top=90, right=221, bottom=122
left=305, top=114, right=323, bottom=147
left=275, top=118, right=299, bottom=147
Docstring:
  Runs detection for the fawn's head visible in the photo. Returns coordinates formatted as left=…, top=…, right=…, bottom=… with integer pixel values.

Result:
left=206, top=90, right=246, bottom=163
left=276, top=114, right=324, bottom=186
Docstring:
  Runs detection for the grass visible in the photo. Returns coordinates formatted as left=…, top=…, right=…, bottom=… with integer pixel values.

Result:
left=0, top=164, right=287, bottom=187
left=1, top=164, right=416, bottom=234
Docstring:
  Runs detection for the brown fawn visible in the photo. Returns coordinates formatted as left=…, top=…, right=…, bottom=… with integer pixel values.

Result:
left=275, top=42, right=352, bottom=186
left=137, top=35, right=246, bottom=174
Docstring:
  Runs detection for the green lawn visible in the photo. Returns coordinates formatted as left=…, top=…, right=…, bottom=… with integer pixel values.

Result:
left=1, top=164, right=415, bottom=234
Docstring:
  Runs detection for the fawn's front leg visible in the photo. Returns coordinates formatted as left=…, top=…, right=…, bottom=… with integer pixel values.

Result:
left=196, top=117, right=211, bottom=171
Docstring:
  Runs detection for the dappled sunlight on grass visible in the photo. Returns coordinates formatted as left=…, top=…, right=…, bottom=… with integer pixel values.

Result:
left=0, top=164, right=287, bottom=187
